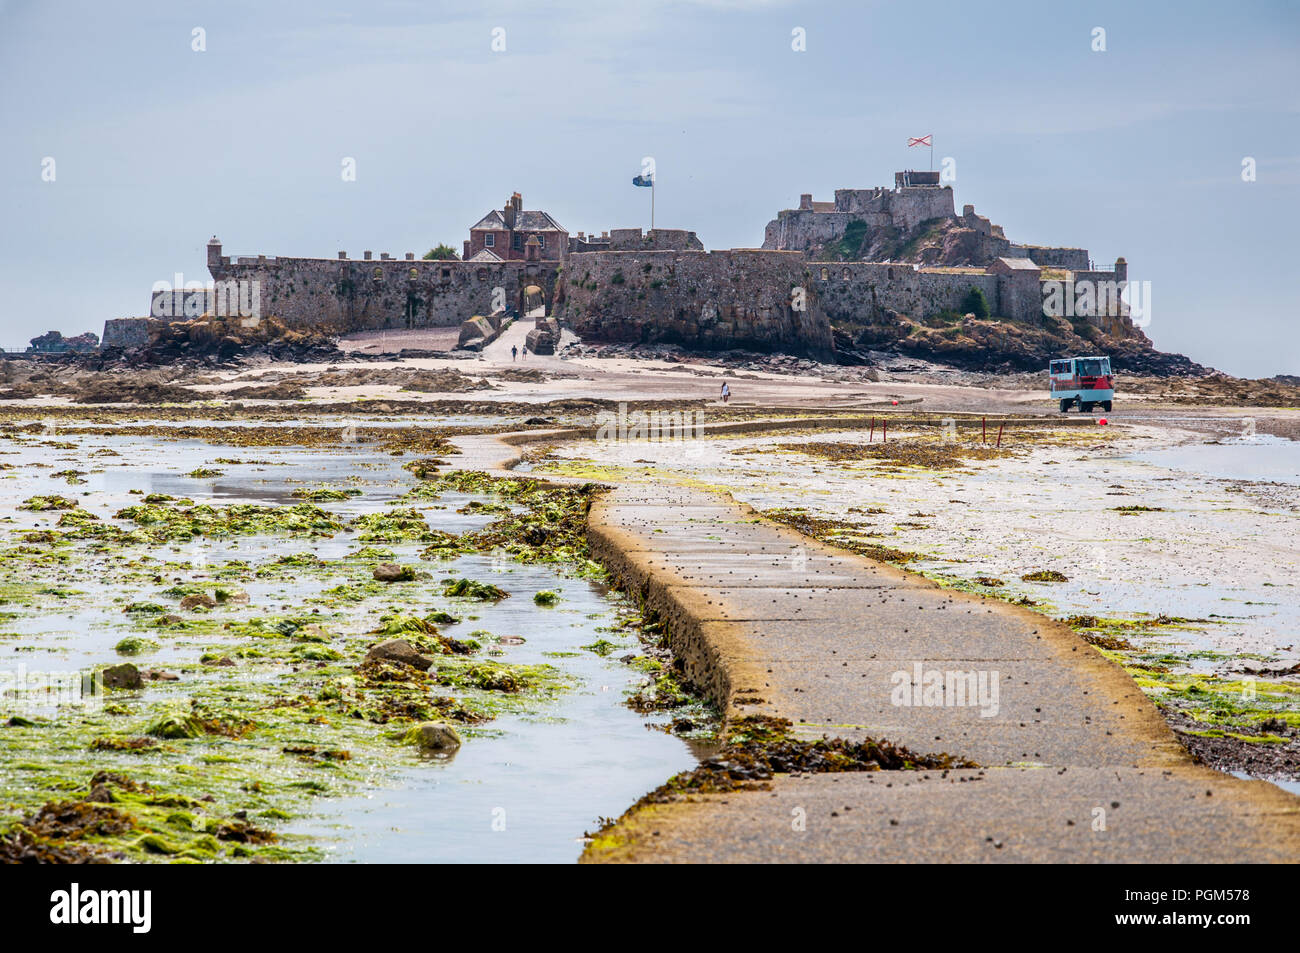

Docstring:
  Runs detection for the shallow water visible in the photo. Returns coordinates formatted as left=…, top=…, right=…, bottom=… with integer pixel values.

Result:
left=287, top=558, right=697, bottom=863
left=1130, top=434, right=1300, bottom=486
left=0, top=422, right=699, bottom=861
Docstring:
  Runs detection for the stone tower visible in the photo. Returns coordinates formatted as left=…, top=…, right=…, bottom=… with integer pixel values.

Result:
left=207, top=236, right=223, bottom=277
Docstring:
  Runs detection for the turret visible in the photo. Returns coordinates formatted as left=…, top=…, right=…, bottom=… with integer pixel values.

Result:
left=207, top=235, right=223, bottom=275
left=1114, top=257, right=1128, bottom=282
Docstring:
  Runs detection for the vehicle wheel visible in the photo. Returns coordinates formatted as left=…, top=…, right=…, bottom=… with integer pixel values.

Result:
left=1101, top=401, right=1112, bottom=412
left=1079, top=402, right=1093, bottom=413
left=1059, top=399, right=1071, bottom=413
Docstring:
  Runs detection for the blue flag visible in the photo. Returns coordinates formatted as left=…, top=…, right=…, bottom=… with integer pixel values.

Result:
left=632, top=174, right=654, bottom=187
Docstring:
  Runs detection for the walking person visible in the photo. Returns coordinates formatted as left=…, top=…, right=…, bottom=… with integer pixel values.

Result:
left=720, top=381, right=730, bottom=404
left=511, top=344, right=518, bottom=362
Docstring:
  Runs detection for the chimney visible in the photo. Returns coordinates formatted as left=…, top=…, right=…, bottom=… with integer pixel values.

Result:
left=463, top=240, right=470, bottom=259
left=503, top=193, right=518, bottom=229
left=799, top=194, right=813, bottom=210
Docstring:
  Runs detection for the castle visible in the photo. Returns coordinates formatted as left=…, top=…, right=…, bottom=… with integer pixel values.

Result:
left=103, top=174, right=1135, bottom=361
left=762, top=171, right=1093, bottom=270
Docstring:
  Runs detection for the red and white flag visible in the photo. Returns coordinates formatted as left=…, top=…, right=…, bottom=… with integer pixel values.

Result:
left=907, top=135, right=932, bottom=147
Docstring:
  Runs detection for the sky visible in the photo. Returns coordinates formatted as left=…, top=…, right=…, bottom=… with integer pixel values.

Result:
left=1, top=0, right=1297, bottom=377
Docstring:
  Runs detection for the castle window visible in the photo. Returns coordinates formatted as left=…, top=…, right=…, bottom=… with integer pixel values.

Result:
left=373, top=267, right=383, bottom=281
left=441, top=268, right=451, bottom=279
left=820, top=267, right=829, bottom=281
left=842, top=268, right=850, bottom=280
left=512, top=233, right=522, bottom=251
left=485, top=233, right=494, bottom=247
left=476, top=268, right=488, bottom=281
left=409, top=268, right=419, bottom=280
left=537, top=235, right=545, bottom=248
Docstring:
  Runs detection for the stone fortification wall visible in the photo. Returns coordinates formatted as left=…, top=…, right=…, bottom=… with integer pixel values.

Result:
left=560, top=250, right=835, bottom=359
left=205, top=245, right=560, bottom=332
left=558, top=248, right=1079, bottom=356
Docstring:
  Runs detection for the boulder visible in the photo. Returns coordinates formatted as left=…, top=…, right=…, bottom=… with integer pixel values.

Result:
left=373, top=562, right=415, bottom=583
left=365, top=638, right=433, bottom=671
left=180, top=592, right=217, bottom=611
left=407, top=723, right=461, bottom=751
left=101, top=663, right=143, bottom=690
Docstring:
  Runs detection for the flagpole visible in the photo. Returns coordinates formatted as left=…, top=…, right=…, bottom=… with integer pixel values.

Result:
left=651, top=178, right=655, bottom=231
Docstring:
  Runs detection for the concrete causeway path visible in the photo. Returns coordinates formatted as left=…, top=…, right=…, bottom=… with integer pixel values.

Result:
left=450, top=429, right=1300, bottom=863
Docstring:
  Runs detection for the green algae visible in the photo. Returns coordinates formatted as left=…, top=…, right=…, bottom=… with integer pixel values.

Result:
left=0, top=431, right=660, bottom=862
left=407, top=471, right=608, bottom=577
left=442, top=578, right=509, bottom=601
left=19, top=495, right=80, bottom=511
left=116, top=500, right=347, bottom=540
left=114, top=636, right=158, bottom=656
left=352, top=507, right=438, bottom=542
left=292, top=486, right=362, bottom=501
